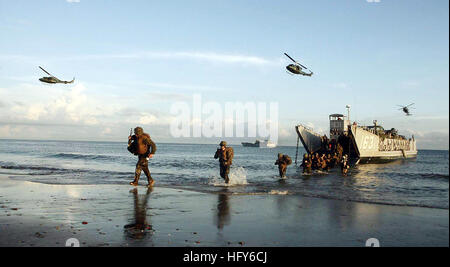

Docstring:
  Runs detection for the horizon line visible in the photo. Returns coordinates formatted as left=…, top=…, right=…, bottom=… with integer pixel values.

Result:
left=0, top=138, right=448, bottom=151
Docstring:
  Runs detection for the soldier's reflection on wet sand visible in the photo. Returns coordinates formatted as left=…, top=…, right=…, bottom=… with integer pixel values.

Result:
left=124, top=187, right=153, bottom=240
left=214, top=189, right=231, bottom=230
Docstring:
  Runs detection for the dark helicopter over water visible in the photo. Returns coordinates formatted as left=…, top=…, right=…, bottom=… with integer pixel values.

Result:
left=284, top=53, right=313, bottom=76
left=397, top=103, right=415, bottom=116
left=38, top=66, right=74, bottom=84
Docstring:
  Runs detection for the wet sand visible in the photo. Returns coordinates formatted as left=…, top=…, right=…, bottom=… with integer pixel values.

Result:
left=0, top=174, right=448, bottom=247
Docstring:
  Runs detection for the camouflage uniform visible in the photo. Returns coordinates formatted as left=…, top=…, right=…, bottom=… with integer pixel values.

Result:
left=300, top=154, right=312, bottom=174
left=312, top=153, right=320, bottom=170
left=214, top=141, right=234, bottom=184
left=129, top=127, right=157, bottom=186
left=340, top=155, right=350, bottom=176
left=275, top=153, right=292, bottom=178
left=320, top=155, right=328, bottom=171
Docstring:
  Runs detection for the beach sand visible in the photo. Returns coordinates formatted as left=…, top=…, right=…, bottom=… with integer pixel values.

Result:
left=0, top=174, right=448, bottom=247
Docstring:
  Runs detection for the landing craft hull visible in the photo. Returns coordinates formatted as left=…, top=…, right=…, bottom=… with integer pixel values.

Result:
left=295, top=124, right=418, bottom=164
left=349, top=125, right=417, bottom=163
left=295, top=125, right=322, bottom=154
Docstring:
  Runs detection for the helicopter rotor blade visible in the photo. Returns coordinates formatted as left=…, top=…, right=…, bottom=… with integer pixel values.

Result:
left=406, top=103, right=415, bottom=107
left=284, top=53, right=297, bottom=63
left=298, top=63, right=309, bottom=70
left=39, top=66, right=56, bottom=78
left=284, top=53, right=312, bottom=72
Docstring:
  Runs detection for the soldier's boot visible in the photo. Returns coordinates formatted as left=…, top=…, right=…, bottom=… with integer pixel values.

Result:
left=147, top=178, right=155, bottom=188
left=130, top=176, right=139, bottom=186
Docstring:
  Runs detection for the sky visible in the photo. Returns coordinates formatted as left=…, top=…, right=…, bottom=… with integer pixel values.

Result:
left=0, top=0, right=448, bottom=149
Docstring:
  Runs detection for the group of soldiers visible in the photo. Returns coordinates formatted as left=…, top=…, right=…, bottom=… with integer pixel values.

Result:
left=300, top=152, right=350, bottom=176
left=127, top=127, right=237, bottom=187
left=126, top=126, right=350, bottom=188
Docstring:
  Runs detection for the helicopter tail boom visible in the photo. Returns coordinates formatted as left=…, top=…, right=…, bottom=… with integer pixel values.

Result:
left=64, top=77, right=75, bottom=84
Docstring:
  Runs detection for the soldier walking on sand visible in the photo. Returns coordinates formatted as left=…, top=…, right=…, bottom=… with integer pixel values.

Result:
left=128, top=127, right=157, bottom=187
left=214, top=141, right=234, bottom=184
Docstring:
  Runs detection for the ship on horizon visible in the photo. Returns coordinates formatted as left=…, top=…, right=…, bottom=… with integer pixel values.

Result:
left=295, top=106, right=417, bottom=164
left=242, top=139, right=277, bottom=148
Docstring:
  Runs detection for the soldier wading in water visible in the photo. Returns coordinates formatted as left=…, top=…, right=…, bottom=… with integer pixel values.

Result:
left=214, top=141, right=234, bottom=184
left=275, top=153, right=292, bottom=178
left=128, top=127, right=157, bottom=187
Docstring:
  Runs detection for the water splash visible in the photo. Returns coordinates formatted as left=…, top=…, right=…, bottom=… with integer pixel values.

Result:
left=209, top=167, right=248, bottom=187
left=229, top=167, right=248, bottom=185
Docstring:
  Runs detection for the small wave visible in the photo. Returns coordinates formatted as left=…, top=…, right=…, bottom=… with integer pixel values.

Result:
left=49, top=153, right=121, bottom=161
left=268, top=190, right=289, bottom=195
left=419, top=173, right=449, bottom=179
left=1, top=164, right=63, bottom=172
left=151, top=159, right=216, bottom=170
left=0, top=163, right=132, bottom=177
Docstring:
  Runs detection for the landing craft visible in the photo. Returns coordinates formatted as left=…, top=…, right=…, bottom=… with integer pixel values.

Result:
left=284, top=53, right=313, bottom=76
left=38, top=66, right=74, bottom=84
left=397, top=103, right=414, bottom=116
left=295, top=106, right=417, bottom=165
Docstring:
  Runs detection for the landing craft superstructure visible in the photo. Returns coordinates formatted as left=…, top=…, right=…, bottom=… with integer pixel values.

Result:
left=295, top=109, right=417, bottom=164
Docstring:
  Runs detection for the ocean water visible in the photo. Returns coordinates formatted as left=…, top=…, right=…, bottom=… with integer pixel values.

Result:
left=0, top=139, right=448, bottom=209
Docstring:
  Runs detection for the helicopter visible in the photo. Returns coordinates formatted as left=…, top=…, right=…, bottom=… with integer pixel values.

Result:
left=284, top=53, right=313, bottom=76
left=38, top=66, right=74, bottom=84
left=397, top=103, right=415, bottom=116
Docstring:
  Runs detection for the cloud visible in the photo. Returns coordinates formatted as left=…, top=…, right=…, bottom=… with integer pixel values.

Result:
left=0, top=81, right=177, bottom=141
left=0, top=83, right=113, bottom=127
left=86, top=51, right=275, bottom=65
left=66, top=0, right=80, bottom=3
left=279, top=127, right=294, bottom=138
left=414, top=131, right=449, bottom=150
left=101, top=127, right=112, bottom=135
left=157, top=51, right=273, bottom=65
left=22, top=84, right=100, bottom=124
left=1, top=51, right=278, bottom=66
left=0, top=125, right=11, bottom=136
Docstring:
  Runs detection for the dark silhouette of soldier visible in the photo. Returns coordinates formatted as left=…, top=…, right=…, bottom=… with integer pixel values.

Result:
left=215, top=190, right=231, bottom=230
left=128, top=127, right=157, bottom=187
left=124, top=187, right=153, bottom=240
left=214, top=141, right=234, bottom=184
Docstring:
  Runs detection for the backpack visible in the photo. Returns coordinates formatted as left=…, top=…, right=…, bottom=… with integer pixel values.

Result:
left=283, top=155, right=292, bottom=165
left=136, top=133, right=151, bottom=155
left=127, top=136, right=138, bottom=155
left=225, top=147, right=234, bottom=165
